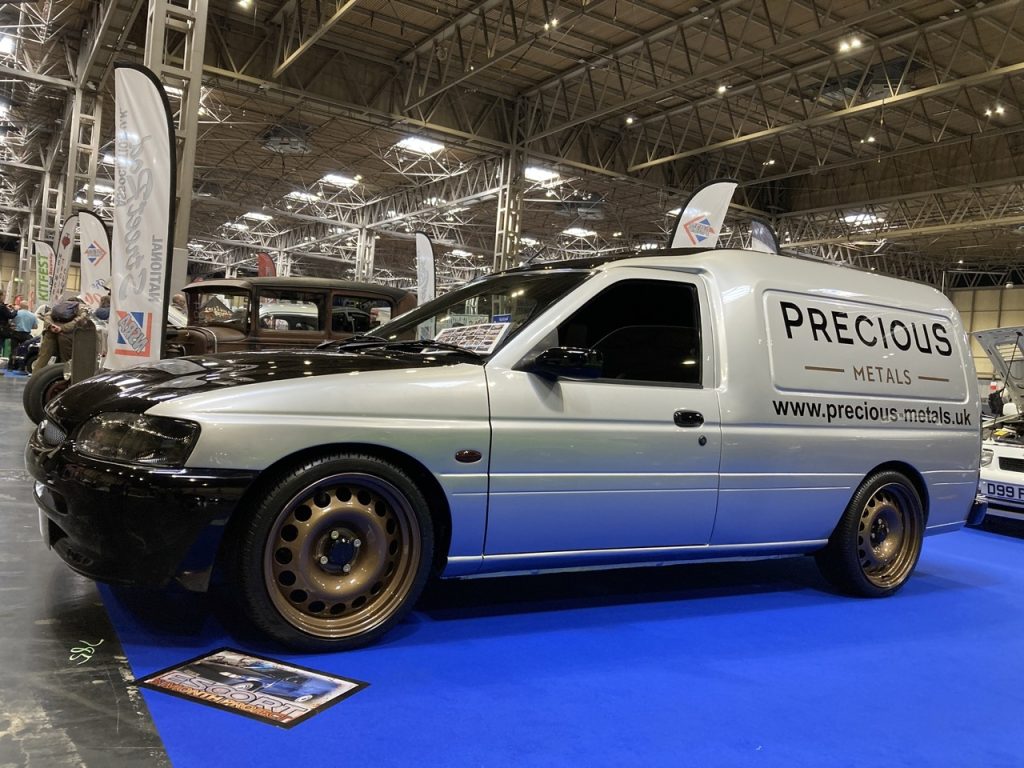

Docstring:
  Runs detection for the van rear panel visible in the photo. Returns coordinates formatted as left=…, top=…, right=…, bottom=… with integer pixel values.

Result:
left=764, top=291, right=968, bottom=403
left=705, top=259, right=979, bottom=545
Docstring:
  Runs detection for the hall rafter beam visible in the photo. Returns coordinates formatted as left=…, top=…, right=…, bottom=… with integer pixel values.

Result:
left=272, top=0, right=359, bottom=79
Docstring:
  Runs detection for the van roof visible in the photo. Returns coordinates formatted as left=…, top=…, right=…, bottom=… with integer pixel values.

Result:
left=508, top=247, right=947, bottom=309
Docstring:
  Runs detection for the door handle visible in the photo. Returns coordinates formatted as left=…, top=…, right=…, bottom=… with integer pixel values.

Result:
left=673, top=410, right=704, bottom=427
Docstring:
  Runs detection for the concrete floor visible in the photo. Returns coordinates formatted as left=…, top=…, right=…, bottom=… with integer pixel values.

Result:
left=0, top=373, right=169, bottom=767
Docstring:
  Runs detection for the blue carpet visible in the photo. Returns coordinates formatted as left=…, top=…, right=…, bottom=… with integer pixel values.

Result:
left=101, top=528, right=1024, bottom=767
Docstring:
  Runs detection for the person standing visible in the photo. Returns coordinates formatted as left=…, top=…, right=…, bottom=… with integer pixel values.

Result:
left=32, top=296, right=90, bottom=374
left=94, top=295, right=110, bottom=321
left=0, top=291, right=16, bottom=357
left=12, top=301, right=37, bottom=346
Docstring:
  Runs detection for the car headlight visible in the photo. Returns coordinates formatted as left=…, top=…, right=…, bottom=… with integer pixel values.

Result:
left=74, top=412, right=199, bottom=466
left=981, top=449, right=994, bottom=467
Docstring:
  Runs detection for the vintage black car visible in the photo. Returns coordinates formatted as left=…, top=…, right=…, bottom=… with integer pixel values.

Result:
left=22, top=277, right=415, bottom=422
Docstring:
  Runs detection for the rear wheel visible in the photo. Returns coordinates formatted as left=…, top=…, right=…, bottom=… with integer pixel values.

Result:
left=815, top=471, right=924, bottom=596
left=225, top=453, right=434, bottom=651
left=23, top=363, right=68, bottom=424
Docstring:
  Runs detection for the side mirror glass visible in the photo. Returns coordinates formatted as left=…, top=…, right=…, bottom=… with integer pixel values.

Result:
left=521, top=347, right=603, bottom=380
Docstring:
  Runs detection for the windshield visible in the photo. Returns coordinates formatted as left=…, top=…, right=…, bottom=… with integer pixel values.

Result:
left=188, top=288, right=251, bottom=330
left=374, top=270, right=589, bottom=355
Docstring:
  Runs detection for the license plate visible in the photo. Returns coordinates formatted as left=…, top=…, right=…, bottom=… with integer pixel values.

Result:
left=985, top=481, right=1024, bottom=503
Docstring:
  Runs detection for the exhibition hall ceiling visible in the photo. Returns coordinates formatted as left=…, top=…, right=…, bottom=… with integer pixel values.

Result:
left=1, top=0, right=1023, bottom=287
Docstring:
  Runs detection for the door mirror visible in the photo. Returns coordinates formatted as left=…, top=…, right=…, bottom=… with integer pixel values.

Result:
left=521, top=347, right=604, bottom=380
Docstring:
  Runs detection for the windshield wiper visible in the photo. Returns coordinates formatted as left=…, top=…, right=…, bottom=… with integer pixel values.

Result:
left=316, top=334, right=387, bottom=350
left=317, top=336, right=483, bottom=361
left=378, top=339, right=484, bottom=359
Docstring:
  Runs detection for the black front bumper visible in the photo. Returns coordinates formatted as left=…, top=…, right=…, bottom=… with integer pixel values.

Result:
left=27, top=426, right=259, bottom=588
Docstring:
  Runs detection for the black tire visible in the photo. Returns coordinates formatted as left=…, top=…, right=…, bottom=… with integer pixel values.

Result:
left=815, top=470, right=924, bottom=597
left=224, top=453, right=434, bottom=651
left=23, top=363, right=69, bottom=424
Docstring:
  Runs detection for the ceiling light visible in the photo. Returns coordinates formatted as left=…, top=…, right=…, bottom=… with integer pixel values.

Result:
left=667, top=208, right=681, bottom=216
left=612, top=231, right=622, bottom=237
left=286, top=190, right=320, bottom=203
left=395, top=136, right=444, bottom=155
left=225, top=222, right=249, bottom=231
left=639, top=243, right=659, bottom=250
left=839, top=36, right=862, bottom=53
left=0, top=100, right=8, bottom=118
left=243, top=211, right=273, bottom=221
left=163, top=85, right=183, bottom=97
left=625, top=116, right=635, bottom=125
left=957, top=259, right=964, bottom=264
left=451, top=249, right=473, bottom=258
left=562, top=227, right=596, bottom=237
left=238, top=0, right=251, bottom=6
left=89, top=182, right=114, bottom=194
left=762, top=159, right=776, bottom=165
left=843, top=212, right=884, bottom=225
left=0, top=36, right=15, bottom=56
left=321, top=173, right=357, bottom=187
left=717, top=84, right=728, bottom=94
left=520, top=236, right=538, bottom=246
left=424, top=196, right=447, bottom=206
left=525, top=166, right=560, bottom=183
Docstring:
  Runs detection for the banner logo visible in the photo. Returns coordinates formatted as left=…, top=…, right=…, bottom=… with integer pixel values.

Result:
left=85, top=241, right=108, bottom=266
left=683, top=215, right=716, bottom=245
left=115, top=310, right=153, bottom=357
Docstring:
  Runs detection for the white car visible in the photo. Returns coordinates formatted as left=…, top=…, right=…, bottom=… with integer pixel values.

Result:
left=975, top=327, right=1024, bottom=521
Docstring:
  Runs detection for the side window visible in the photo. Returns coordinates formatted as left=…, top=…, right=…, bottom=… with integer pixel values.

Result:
left=331, top=294, right=394, bottom=334
left=556, top=279, right=701, bottom=385
left=258, top=290, right=325, bottom=332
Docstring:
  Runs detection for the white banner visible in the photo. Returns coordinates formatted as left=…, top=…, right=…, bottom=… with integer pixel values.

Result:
left=33, top=241, right=54, bottom=306
left=415, top=232, right=435, bottom=305
left=52, top=215, right=77, bottom=300
left=108, top=64, right=175, bottom=369
left=669, top=180, right=737, bottom=249
left=78, top=211, right=112, bottom=310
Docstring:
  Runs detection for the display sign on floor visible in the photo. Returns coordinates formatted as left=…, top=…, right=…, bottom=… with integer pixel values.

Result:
left=138, top=648, right=368, bottom=728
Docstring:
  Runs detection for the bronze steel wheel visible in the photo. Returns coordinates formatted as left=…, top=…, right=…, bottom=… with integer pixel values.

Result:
left=815, top=470, right=924, bottom=597
left=227, top=453, right=434, bottom=650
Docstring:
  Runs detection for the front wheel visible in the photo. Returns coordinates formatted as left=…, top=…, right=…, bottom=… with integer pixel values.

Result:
left=815, top=471, right=924, bottom=597
left=225, top=453, right=434, bottom=651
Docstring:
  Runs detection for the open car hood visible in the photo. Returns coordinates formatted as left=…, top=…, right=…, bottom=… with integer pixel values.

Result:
left=973, top=326, right=1024, bottom=417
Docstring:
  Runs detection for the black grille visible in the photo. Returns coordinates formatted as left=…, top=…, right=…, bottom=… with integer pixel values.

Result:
left=39, top=419, right=67, bottom=448
left=998, top=456, right=1024, bottom=473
